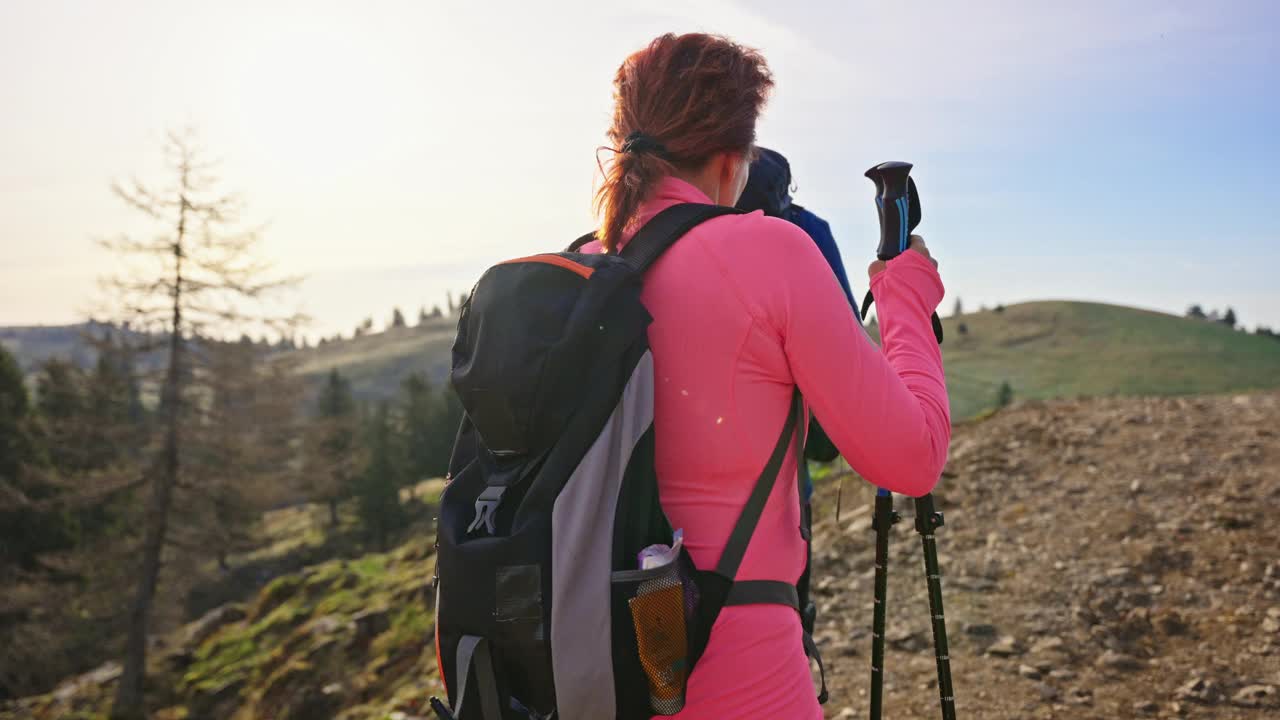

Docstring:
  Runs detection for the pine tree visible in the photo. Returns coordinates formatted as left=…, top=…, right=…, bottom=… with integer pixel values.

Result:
left=306, top=370, right=360, bottom=528
left=953, top=297, right=963, bottom=317
left=356, top=403, right=406, bottom=550
left=996, top=381, right=1014, bottom=408
left=0, top=345, right=58, bottom=568
left=402, top=373, right=436, bottom=484
left=34, top=359, right=88, bottom=474
left=391, top=307, right=406, bottom=328
left=400, top=372, right=462, bottom=483
left=1222, top=307, right=1237, bottom=328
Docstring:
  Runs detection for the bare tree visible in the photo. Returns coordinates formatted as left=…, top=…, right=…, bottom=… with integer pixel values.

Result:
left=103, top=128, right=303, bottom=720
left=173, top=338, right=302, bottom=571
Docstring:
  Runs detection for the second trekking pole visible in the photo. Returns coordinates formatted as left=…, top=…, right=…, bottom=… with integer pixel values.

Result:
left=914, top=494, right=957, bottom=720
left=869, top=488, right=898, bottom=719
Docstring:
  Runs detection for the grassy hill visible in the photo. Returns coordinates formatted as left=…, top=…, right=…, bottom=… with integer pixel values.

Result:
left=289, top=300, right=1280, bottom=418
left=291, top=317, right=457, bottom=402
left=8, top=302, right=1280, bottom=417
left=938, top=301, right=1280, bottom=419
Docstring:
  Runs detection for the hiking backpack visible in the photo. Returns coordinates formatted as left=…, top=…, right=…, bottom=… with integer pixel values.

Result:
left=431, top=203, right=827, bottom=720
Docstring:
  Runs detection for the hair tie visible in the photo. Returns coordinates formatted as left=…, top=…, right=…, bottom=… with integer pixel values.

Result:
left=620, top=130, right=670, bottom=159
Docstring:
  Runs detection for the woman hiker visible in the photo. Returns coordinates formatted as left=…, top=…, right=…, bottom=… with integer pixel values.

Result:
left=580, top=32, right=951, bottom=718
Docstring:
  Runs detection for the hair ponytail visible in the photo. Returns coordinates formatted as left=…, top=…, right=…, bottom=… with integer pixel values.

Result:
left=594, top=34, right=774, bottom=252
left=595, top=150, right=675, bottom=253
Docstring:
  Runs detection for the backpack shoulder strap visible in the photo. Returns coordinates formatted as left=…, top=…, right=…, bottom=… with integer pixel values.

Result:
left=714, top=390, right=804, bottom=580
left=620, top=203, right=743, bottom=272
left=565, top=231, right=596, bottom=253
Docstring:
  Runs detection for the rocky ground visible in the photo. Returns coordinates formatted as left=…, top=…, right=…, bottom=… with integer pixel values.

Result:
left=3, top=392, right=1278, bottom=719
left=812, top=392, right=1280, bottom=719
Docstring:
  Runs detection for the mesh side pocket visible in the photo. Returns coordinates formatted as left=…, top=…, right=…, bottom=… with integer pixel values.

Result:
left=626, top=566, right=688, bottom=715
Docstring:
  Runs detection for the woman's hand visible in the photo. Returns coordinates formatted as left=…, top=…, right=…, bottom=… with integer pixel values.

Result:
left=867, top=235, right=937, bottom=279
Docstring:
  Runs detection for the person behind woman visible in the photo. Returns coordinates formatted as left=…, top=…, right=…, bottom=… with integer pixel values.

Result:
left=735, top=146, right=862, bottom=489
left=735, top=147, right=860, bottom=315
left=584, top=33, right=950, bottom=719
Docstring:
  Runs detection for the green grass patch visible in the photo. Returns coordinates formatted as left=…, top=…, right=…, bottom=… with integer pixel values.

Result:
left=372, top=604, right=433, bottom=659
left=183, top=634, right=260, bottom=693
left=939, top=301, right=1280, bottom=418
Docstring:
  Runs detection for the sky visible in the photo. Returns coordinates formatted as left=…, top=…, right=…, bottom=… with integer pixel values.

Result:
left=1, top=0, right=1278, bottom=339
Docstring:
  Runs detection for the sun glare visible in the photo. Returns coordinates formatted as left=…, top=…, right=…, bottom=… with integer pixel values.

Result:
left=219, top=12, right=413, bottom=187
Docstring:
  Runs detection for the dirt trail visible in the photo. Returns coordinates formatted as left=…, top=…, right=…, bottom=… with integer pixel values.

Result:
left=812, top=392, right=1280, bottom=718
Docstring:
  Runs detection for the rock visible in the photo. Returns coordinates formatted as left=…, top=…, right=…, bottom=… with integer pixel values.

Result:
left=1049, top=668, right=1077, bottom=681
left=1032, top=682, right=1059, bottom=701
left=1018, top=664, right=1042, bottom=680
left=1175, top=677, right=1220, bottom=704
left=964, top=623, right=998, bottom=638
left=1132, top=700, right=1159, bottom=714
left=353, top=607, right=392, bottom=643
left=1230, top=684, right=1276, bottom=708
left=182, top=603, right=248, bottom=647
left=308, top=614, right=349, bottom=637
left=164, top=648, right=195, bottom=672
left=1029, top=636, right=1066, bottom=654
left=834, top=709, right=857, bottom=719
left=886, top=627, right=929, bottom=652
left=51, top=661, right=123, bottom=702
left=986, top=635, right=1022, bottom=657
left=845, top=516, right=873, bottom=534
left=1096, top=650, right=1144, bottom=671
left=951, top=575, right=997, bottom=592
left=1066, top=687, right=1093, bottom=705
left=1153, top=609, right=1189, bottom=636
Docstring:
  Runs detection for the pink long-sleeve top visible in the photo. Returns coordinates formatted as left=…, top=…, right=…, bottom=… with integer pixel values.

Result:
left=584, top=176, right=950, bottom=719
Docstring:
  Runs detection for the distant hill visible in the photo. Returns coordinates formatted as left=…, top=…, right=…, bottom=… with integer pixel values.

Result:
left=937, top=301, right=1280, bottom=419
left=295, top=300, right=1280, bottom=418
left=0, top=323, right=108, bottom=373
left=8, top=302, right=1280, bottom=417
left=291, top=316, right=458, bottom=402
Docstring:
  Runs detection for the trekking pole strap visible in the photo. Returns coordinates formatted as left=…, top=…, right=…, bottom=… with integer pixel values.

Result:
left=860, top=289, right=945, bottom=344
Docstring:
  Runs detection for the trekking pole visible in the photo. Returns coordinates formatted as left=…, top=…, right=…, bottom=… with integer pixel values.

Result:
left=869, top=488, right=899, bottom=720
left=913, top=493, right=956, bottom=720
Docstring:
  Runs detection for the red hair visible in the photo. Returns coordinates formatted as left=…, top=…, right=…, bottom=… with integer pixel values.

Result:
left=594, top=33, right=774, bottom=252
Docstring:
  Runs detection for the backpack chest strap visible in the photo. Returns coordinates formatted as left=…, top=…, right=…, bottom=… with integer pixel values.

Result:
left=724, top=580, right=799, bottom=610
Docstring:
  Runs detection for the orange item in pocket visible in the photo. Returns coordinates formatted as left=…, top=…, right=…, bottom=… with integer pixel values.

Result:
left=629, top=580, right=689, bottom=714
